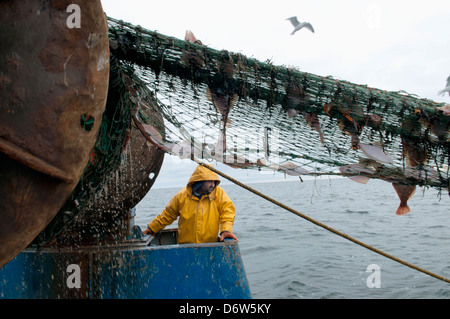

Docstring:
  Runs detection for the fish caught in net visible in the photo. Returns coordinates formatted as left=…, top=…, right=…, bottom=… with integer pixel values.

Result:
left=34, top=16, right=450, bottom=245
left=108, top=18, right=448, bottom=193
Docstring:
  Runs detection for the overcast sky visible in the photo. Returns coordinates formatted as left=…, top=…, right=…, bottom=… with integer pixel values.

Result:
left=101, top=0, right=450, bottom=188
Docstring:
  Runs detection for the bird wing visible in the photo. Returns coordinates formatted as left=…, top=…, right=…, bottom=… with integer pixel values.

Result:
left=286, top=16, right=300, bottom=27
left=438, top=87, right=450, bottom=96
left=438, top=76, right=450, bottom=95
left=303, top=22, right=315, bottom=33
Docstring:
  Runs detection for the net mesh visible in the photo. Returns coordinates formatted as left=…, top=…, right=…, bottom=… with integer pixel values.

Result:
left=32, top=56, right=142, bottom=245
left=108, top=17, right=449, bottom=194
left=31, top=16, right=450, bottom=246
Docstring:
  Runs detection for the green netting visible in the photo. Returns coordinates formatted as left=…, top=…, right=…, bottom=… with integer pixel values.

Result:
left=32, top=57, right=140, bottom=245
left=107, top=17, right=449, bottom=194
left=31, top=16, right=450, bottom=245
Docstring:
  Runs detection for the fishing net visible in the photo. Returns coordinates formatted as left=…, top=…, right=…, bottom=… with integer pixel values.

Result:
left=32, top=56, right=146, bottom=245
left=107, top=17, right=449, bottom=194
left=31, top=16, right=449, bottom=245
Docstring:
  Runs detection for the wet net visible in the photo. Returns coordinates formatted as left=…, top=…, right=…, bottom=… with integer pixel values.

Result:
left=32, top=56, right=144, bottom=245
left=31, top=16, right=450, bottom=245
left=107, top=17, right=449, bottom=194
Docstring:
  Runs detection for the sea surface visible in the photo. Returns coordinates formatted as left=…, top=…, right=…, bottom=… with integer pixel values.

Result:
left=135, top=177, right=450, bottom=299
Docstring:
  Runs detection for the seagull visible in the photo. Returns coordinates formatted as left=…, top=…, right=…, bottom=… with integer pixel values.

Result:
left=286, top=16, right=314, bottom=35
left=438, top=75, right=450, bottom=97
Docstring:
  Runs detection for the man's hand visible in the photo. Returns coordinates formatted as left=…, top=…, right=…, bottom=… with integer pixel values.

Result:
left=220, top=231, right=238, bottom=242
left=142, top=227, right=155, bottom=236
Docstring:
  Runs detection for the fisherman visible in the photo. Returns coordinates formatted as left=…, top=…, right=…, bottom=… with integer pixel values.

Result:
left=142, top=164, right=238, bottom=243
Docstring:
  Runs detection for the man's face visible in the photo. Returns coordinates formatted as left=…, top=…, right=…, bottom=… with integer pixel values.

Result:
left=198, top=180, right=216, bottom=195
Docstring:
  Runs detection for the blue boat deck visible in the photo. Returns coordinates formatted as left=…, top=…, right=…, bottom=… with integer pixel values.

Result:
left=0, top=228, right=252, bottom=299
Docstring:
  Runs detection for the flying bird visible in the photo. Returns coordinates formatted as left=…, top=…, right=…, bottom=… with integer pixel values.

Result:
left=438, top=75, right=450, bottom=97
left=286, top=16, right=314, bottom=35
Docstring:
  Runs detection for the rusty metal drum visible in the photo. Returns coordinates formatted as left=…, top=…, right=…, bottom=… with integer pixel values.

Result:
left=0, top=1, right=110, bottom=268
left=49, top=90, right=166, bottom=246
left=52, top=124, right=165, bottom=246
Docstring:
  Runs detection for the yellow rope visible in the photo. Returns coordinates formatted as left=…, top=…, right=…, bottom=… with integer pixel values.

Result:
left=195, top=159, right=450, bottom=284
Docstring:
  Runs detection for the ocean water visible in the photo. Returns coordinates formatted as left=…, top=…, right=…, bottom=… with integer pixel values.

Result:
left=135, top=177, right=450, bottom=299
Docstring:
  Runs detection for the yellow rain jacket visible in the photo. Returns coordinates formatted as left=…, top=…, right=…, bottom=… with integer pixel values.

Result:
left=148, top=164, right=235, bottom=244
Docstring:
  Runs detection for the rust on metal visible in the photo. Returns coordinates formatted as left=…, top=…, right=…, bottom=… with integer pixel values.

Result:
left=0, top=137, right=74, bottom=184
left=0, top=0, right=110, bottom=268
left=48, top=112, right=165, bottom=246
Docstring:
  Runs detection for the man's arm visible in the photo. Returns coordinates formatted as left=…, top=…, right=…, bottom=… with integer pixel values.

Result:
left=220, top=230, right=238, bottom=242
left=217, top=188, right=237, bottom=241
left=145, top=192, right=181, bottom=234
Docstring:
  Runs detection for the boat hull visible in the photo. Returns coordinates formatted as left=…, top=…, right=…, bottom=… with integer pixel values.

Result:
left=0, top=230, right=251, bottom=299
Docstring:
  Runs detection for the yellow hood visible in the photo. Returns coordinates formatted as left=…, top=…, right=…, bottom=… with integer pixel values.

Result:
left=187, top=164, right=220, bottom=187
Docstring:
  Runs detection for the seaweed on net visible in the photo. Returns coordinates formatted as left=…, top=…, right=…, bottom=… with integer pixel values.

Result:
left=33, top=16, right=450, bottom=244
left=106, top=17, right=449, bottom=192
left=32, top=57, right=141, bottom=245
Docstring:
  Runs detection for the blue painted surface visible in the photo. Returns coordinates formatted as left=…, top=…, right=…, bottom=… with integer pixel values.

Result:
left=0, top=237, right=251, bottom=299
